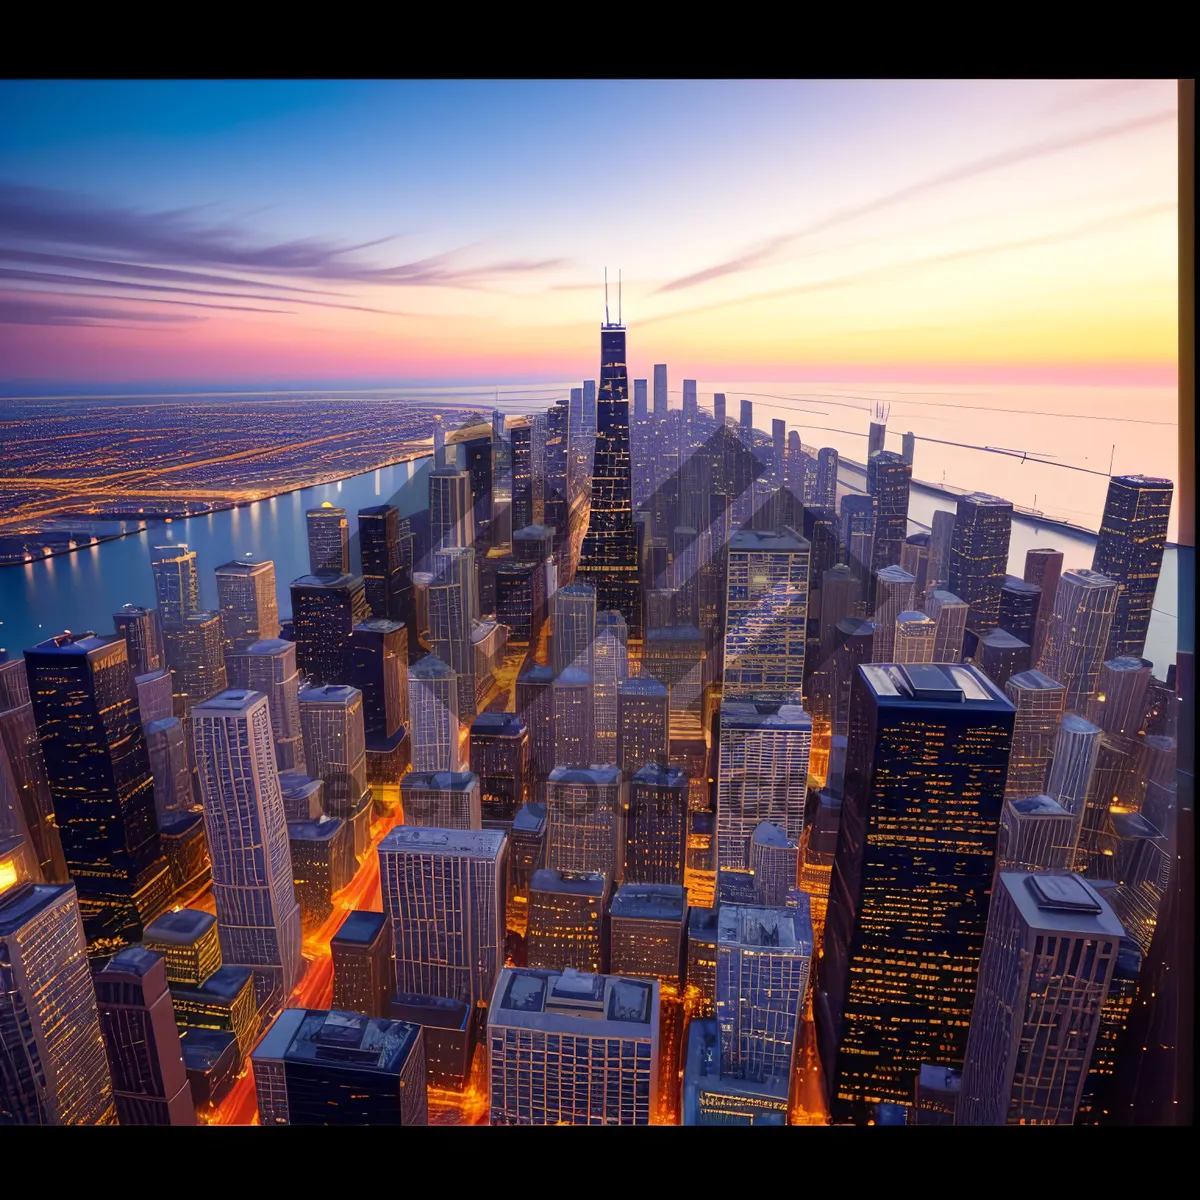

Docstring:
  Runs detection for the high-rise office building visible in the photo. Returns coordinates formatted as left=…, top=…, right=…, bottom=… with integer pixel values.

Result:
left=998, top=575, right=1040, bottom=646
left=1036, top=568, right=1120, bottom=711
left=957, top=871, right=1122, bottom=1125
left=24, top=633, right=170, bottom=954
left=716, top=902, right=812, bottom=1102
left=910, top=1064, right=962, bottom=1125
left=112, top=604, right=163, bottom=676
left=143, top=716, right=194, bottom=824
left=652, top=364, right=668, bottom=421
left=644, top=626, right=706, bottom=730
left=254, top=1007, right=427, bottom=1126
left=526, top=868, right=609, bottom=973
left=818, top=663, right=1014, bottom=1123
left=162, top=610, right=228, bottom=717
left=0, top=881, right=117, bottom=1124
left=0, top=661, right=65, bottom=885
left=150, top=544, right=200, bottom=629
left=625, top=763, right=688, bottom=886
left=552, top=581, right=596, bottom=678
left=893, top=610, right=937, bottom=664
left=1088, top=655, right=1153, bottom=739
left=871, top=565, right=917, bottom=663
left=134, top=666, right=174, bottom=725
left=749, top=821, right=798, bottom=906
left=609, top=883, right=687, bottom=986
left=495, top=559, right=546, bottom=646
left=1003, top=669, right=1067, bottom=800
left=347, top=618, right=409, bottom=782
left=298, top=684, right=368, bottom=845
left=840, top=494, right=875, bottom=597
left=142, top=907, right=222, bottom=988
left=867, top=450, right=911, bottom=572
left=462, top=433, right=495, bottom=542
left=545, top=765, right=626, bottom=883
left=94, top=945, right=194, bottom=1125
left=516, top=662, right=554, bottom=785
left=227, top=638, right=306, bottom=774
left=1091, top=475, right=1173, bottom=660
left=511, top=423, right=533, bottom=532
left=331, top=910, right=392, bottom=1020
left=191, top=690, right=302, bottom=1015
left=306, top=504, right=349, bottom=575
left=900, top=532, right=931, bottom=601
left=380, top=826, right=506, bottom=1011
left=1044, top=713, right=1102, bottom=851
left=926, top=509, right=956, bottom=593
left=506, top=800, right=547, bottom=931
left=976, top=628, right=1032, bottom=690
left=575, top=318, right=641, bottom=635
left=214, top=559, right=279, bottom=655
left=722, top=529, right=810, bottom=704
left=469, top=712, right=530, bottom=830
left=407, top=654, right=461, bottom=774
left=400, top=771, right=482, bottom=830
left=358, top=504, right=410, bottom=624
left=428, top=466, right=475, bottom=559
left=995, top=795, right=1076, bottom=873
left=617, top=677, right=670, bottom=775
left=815, top=447, right=839, bottom=509
left=290, top=571, right=370, bottom=687
left=592, top=610, right=629, bottom=766
left=1023, top=547, right=1064, bottom=662
left=831, top=617, right=875, bottom=739
left=716, top=701, right=811, bottom=870
left=924, top=588, right=968, bottom=664
left=428, top=545, right=478, bottom=718
left=488, top=966, right=659, bottom=1126
left=947, top=493, right=1013, bottom=632
left=551, top=669, right=593, bottom=769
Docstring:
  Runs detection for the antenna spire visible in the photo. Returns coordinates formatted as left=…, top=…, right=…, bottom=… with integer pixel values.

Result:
left=618, top=269, right=622, bottom=325
left=604, top=268, right=610, bottom=326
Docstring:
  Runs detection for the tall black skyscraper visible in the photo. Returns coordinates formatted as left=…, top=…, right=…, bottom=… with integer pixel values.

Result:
left=358, top=505, right=411, bottom=624
left=576, top=310, right=641, bottom=636
left=1091, top=474, right=1174, bottom=661
left=867, top=450, right=912, bottom=573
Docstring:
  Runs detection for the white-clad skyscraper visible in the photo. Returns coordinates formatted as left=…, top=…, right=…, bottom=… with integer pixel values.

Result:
left=408, top=654, right=462, bottom=773
left=1036, top=568, right=1120, bottom=711
left=192, top=689, right=302, bottom=1017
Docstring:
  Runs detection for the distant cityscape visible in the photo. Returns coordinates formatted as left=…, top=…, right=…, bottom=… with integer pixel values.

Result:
left=0, top=309, right=1185, bottom=1128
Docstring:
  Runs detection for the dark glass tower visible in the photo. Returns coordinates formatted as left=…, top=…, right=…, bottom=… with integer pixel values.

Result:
left=867, top=450, right=912, bottom=573
left=816, top=661, right=1014, bottom=1124
left=1091, top=474, right=1174, bottom=660
left=576, top=320, right=641, bottom=636
left=24, top=633, right=171, bottom=955
left=358, top=505, right=410, bottom=624
left=947, top=492, right=1013, bottom=633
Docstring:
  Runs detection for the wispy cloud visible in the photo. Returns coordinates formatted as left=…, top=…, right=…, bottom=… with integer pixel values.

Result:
left=655, top=109, right=1176, bottom=295
left=0, top=294, right=204, bottom=326
left=641, top=204, right=1176, bottom=327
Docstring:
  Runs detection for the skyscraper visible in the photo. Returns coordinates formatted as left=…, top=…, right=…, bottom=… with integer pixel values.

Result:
left=818, top=663, right=1014, bottom=1123
left=1088, top=655, right=1153, bottom=739
left=428, top=466, right=475, bottom=558
left=867, top=450, right=911, bottom=572
left=722, top=529, right=810, bottom=703
left=716, top=701, right=811, bottom=870
left=551, top=669, right=593, bottom=769
left=298, top=684, right=369, bottom=856
left=1003, top=669, right=1067, bottom=800
left=871, top=565, right=916, bottom=663
left=428, top=545, right=478, bottom=718
left=526, top=869, right=609, bottom=973
left=976, top=628, right=1032, bottom=689
left=94, top=945, right=194, bottom=1125
left=926, top=509, right=957, bottom=593
left=893, top=610, right=937, bottom=664
left=306, top=503, right=350, bottom=575
left=143, top=716, right=194, bottom=823
left=840, top=494, right=875, bottom=597
left=150, top=544, right=200, bottom=629
left=253, top=1007, right=427, bottom=1126
left=191, top=690, right=302, bottom=1015
left=749, top=821, right=798, bottom=906
left=995, top=795, right=1076, bottom=873
left=487, top=967, right=659, bottom=1126
left=1091, top=475, right=1174, bottom=660
left=957, top=871, right=1122, bottom=1125
left=358, top=504, right=410, bottom=623
left=1023, top=547, right=1064, bottom=663
left=831, top=617, right=875, bottom=739
left=0, top=881, right=116, bottom=1124
left=575, top=317, right=641, bottom=635
left=469, top=712, right=530, bottom=830
left=653, top=364, right=668, bottom=421
left=162, top=609, right=228, bottom=716
left=625, top=763, right=688, bottom=886
left=407, top=654, right=461, bottom=774
left=815, top=447, right=839, bottom=510
left=1036, top=568, right=1120, bottom=711
left=617, top=677, right=669, bottom=775
left=545, top=764, right=626, bottom=882
left=1044, top=713, right=1102, bottom=854
left=609, top=883, right=687, bottom=985
left=227, top=638, right=306, bottom=774
left=24, top=632, right=170, bottom=954
left=214, top=559, right=280, bottom=655
left=380, top=826, right=506, bottom=1010
left=400, top=771, right=481, bottom=830
left=511, top=423, right=533, bottom=532
left=924, top=589, right=969, bottom=664
left=289, top=571, right=370, bottom=687
left=551, top=581, right=596, bottom=677
left=947, top=493, right=1013, bottom=632
left=347, top=618, right=409, bottom=782
left=331, top=910, right=392, bottom=1020
left=592, top=610, right=629, bottom=766
left=112, top=604, right=163, bottom=676
left=998, top=575, right=1041, bottom=646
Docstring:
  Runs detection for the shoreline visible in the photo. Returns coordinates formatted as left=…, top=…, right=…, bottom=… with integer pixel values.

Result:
left=0, top=444, right=437, bottom=567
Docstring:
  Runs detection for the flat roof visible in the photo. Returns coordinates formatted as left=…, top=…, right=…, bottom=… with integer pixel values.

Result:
left=1006, top=669, right=1063, bottom=693
left=751, top=821, right=795, bottom=850
left=1008, top=794, right=1070, bottom=817
left=354, top=618, right=405, bottom=635
left=687, top=906, right=720, bottom=940
left=402, top=771, right=479, bottom=792
left=530, top=868, right=607, bottom=897
left=491, top=968, right=656, bottom=1034
left=547, top=765, right=621, bottom=786
left=331, top=910, right=388, bottom=947
left=859, top=662, right=1011, bottom=708
left=980, top=629, right=1030, bottom=650
left=103, top=945, right=163, bottom=978
left=288, top=816, right=343, bottom=842
left=620, top=677, right=668, bottom=696
left=631, top=763, right=686, bottom=788
left=298, top=684, right=361, bottom=705
left=512, top=802, right=548, bottom=833
left=720, top=701, right=811, bottom=730
left=144, top=908, right=216, bottom=944
left=380, top=826, right=505, bottom=858
left=191, top=689, right=264, bottom=714
left=719, top=904, right=813, bottom=956
left=253, top=1008, right=420, bottom=1073
left=517, top=663, right=554, bottom=684
left=1061, top=713, right=1102, bottom=735
left=610, top=883, right=687, bottom=922
left=173, top=964, right=254, bottom=1004
left=279, top=773, right=322, bottom=797
left=1000, top=870, right=1124, bottom=936
left=215, top=560, right=273, bottom=576
left=291, top=572, right=362, bottom=589
left=555, top=667, right=592, bottom=686
left=470, top=712, right=526, bottom=735
left=728, top=529, right=809, bottom=552
left=410, top=654, right=455, bottom=679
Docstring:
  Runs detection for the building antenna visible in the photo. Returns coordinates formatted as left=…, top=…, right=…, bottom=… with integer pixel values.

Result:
left=618, top=268, right=622, bottom=325
left=604, top=267, right=610, bottom=326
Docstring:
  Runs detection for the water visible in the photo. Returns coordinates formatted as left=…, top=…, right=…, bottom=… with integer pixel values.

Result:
left=0, top=456, right=432, bottom=659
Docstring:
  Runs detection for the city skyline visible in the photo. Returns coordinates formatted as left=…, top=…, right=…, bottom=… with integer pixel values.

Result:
left=0, top=79, right=1179, bottom=389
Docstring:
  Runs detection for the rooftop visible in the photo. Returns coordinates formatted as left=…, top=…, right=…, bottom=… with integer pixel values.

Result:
left=380, top=826, right=505, bottom=858
left=288, top=816, right=343, bottom=843
left=547, top=764, right=622, bottom=786
left=979, top=629, right=1030, bottom=650
left=493, top=968, right=656, bottom=1030
left=530, top=868, right=607, bottom=898
left=192, top=689, right=264, bottom=714
left=354, top=618, right=405, bottom=635
left=960, top=492, right=1013, bottom=509
left=719, top=903, right=814, bottom=956
left=619, top=676, right=668, bottom=697
left=410, top=654, right=455, bottom=680
left=1006, top=669, right=1064, bottom=693
left=1008, top=794, right=1070, bottom=817
left=470, top=712, right=526, bottom=735
left=279, top=773, right=322, bottom=798
left=178, top=1027, right=238, bottom=1071
left=688, top=906, right=720, bottom=940
left=102, top=944, right=163, bottom=978
left=859, top=662, right=1011, bottom=707
left=215, top=560, right=273, bottom=576
left=719, top=701, right=812, bottom=730
left=252, top=1008, right=420, bottom=1073
left=610, top=883, right=687, bottom=922
left=631, top=763, right=687, bottom=788
left=1060, top=713, right=1102, bottom=735
left=143, top=908, right=216, bottom=944
left=331, top=910, right=388, bottom=947
left=555, top=667, right=592, bottom=686
left=751, top=821, right=794, bottom=850
left=877, top=564, right=916, bottom=584
left=512, top=802, right=548, bottom=833
left=645, top=625, right=704, bottom=643
left=1001, top=870, right=1124, bottom=936
left=1002, top=575, right=1041, bottom=595
left=401, top=771, right=479, bottom=792
left=298, top=684, right=361, bottom=706
left=173, top=964, right=254, bottom=1004
left=513, top=524, right=554, bottom=539
left=1062, top=568, right=1118, bottom=589
left=291, top=572, right=362, bottom=590
left=144, top=716, right=181, bottom=736
left=728, top=528, right=808, bottom=552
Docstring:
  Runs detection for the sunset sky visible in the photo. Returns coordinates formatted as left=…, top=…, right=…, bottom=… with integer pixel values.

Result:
left=0, top=79, right=1179, bottom=391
